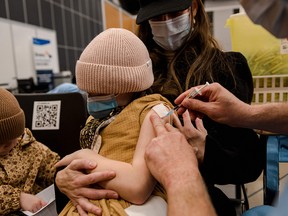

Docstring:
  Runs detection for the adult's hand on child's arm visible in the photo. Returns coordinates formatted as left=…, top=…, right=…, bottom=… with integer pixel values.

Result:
left=20, top=192, right=47, bottom=213
left=55, top=158, right=118, bottom=215
left=145, top=113, right=217, bottom=216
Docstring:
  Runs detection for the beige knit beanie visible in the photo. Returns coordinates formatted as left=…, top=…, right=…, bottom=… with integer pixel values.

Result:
left=76, top=28, right=153, bottom=94
left=0, top=88, right=25, bottom=144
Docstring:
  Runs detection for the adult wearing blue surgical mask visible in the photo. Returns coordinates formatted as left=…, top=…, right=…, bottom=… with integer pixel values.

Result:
left=136, top=0, right=264, bottom=215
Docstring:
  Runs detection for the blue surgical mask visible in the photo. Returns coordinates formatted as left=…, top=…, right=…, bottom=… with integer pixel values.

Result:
left=149, top=13, right=191, bottom=51
left=87, top=95, right=118, bottom=119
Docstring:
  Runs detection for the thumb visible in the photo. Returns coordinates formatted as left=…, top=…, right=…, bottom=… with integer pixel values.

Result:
left=181, top=98, right=209, bottom=115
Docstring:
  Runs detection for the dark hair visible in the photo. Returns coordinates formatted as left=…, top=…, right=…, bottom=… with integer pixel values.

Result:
left=137, top=0, right=235, bottom=101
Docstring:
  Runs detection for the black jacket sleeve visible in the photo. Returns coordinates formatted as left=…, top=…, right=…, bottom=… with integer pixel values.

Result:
left=54, top=166, right=69, bottom=214
left=200, top=52, right=265, bottom=185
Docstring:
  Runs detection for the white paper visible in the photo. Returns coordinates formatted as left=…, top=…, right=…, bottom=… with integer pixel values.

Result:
left=22, top=184, right=56, bottom=216
left=125, top=196, right=167, bottom=216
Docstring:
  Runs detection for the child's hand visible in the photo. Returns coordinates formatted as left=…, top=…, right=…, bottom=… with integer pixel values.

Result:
left=173, top=110, right=207, bottom=164
left=20, top=192, right=47, bottom=213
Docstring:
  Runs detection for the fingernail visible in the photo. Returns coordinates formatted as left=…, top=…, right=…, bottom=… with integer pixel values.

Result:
left=95, top=209, right=102, bottom=215
left=88, top=160, right=96, bottom=167
left=112, top=192, right=119, bottom=198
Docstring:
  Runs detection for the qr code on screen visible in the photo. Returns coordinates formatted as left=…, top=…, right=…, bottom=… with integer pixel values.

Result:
left=32, top=101, right=61, bottom=130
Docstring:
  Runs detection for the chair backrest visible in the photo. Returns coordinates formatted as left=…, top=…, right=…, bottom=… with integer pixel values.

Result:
left=17, top=77, right=36, bottom=93
left=14, top=92, right=88, bottom=158
left=253, top=74, right=288, bottom=205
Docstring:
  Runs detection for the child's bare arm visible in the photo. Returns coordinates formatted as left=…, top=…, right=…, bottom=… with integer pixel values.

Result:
left=56, top=109, right=170, bottom=204
left=98, top=109, right=166, bottom=204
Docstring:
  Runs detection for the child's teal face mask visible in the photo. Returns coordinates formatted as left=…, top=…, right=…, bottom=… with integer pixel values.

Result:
left=87, top=95, right=118, bottom=119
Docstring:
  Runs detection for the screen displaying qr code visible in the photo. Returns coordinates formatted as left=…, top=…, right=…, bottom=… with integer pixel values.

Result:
left=32, top=101, right=61, bottom=130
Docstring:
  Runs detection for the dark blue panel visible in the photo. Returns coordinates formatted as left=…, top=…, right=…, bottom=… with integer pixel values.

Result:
left=26, top=0, right=40, bottom=26
left=9, top=0, right=25, bottom=22
left=74, top=14, right=84, bottom=48
left=41, top=0, right=53, bottom=29
left=65, top=10, right=74, bottom=47
left=68, top=49, right=77, bottom=75
left=54, top=4, right=65, bottom=45
left=58, top=47, right=66, bottom=71
left=0, top=0, right=7, bottom=18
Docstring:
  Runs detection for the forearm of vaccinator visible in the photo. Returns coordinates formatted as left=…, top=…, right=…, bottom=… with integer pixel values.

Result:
left=243, top=103, right=288, bottom=134
left=166, top=169, right=217, bottom=216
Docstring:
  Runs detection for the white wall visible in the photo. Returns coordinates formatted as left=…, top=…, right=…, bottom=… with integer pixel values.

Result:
left=0, top=18, right=59, bottom=90
left=0, top=20, right=16, bottom=88
left=205, top=0, right=242, bottom=51
left=36, top=28, right=59, bottom=74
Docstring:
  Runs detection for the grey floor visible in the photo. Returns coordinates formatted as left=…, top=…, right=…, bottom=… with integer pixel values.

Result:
left=217, top=163, right=288, bottom=215
left=246, top=163, right=288, bottom=208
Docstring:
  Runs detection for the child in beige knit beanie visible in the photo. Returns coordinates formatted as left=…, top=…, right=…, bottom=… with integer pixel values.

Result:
left=0, top=88, right=60, bottom=215
left=56, top=28, right=174, bottom=216
left=56, top=28, right=206, bottom=216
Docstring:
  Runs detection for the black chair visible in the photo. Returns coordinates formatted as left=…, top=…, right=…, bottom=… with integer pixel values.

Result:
left=17, top=77, right=53, bottom=93
left=14, top=92, right=88, bottom=158
left=17, top=77, right=36, bottom=93
left=216, top=183, right=250, bottom=216
left=234, top=184, right=250, bottom=215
